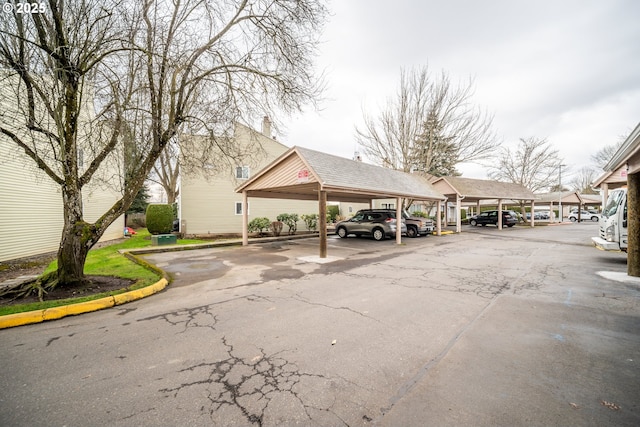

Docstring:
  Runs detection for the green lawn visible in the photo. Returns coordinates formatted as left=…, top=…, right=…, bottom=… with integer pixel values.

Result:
left=0, top=229, right=207, bottom=316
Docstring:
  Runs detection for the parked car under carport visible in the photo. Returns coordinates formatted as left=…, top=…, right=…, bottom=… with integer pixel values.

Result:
left=469, top=210, right=518, bottom=227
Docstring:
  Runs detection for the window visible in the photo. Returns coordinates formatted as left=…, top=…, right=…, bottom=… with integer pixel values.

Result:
left=382, top=203, right=395, bottom=209
left=236, top=166, right=250, bottom=179
left=235, top=202, right=251, bottom=215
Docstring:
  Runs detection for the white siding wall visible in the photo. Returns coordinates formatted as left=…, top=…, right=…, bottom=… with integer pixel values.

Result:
left=82, top=187, right=125, bottom=243
left=338, top=202, right=370, bottom=218
left=0, top=144, right=64, bottom=260
left=0, top=146, right=123, bottom=261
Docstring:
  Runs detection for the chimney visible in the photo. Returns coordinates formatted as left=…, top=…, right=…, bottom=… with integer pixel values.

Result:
left=262, top=116, right=272, bottom=138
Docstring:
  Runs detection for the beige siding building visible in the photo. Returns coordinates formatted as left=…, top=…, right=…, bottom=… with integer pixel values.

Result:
left=0, top=76, right=124, bottom=262
left=0, top=146, right=124, bottom=261
left=179, top=119, right=319, bottom=235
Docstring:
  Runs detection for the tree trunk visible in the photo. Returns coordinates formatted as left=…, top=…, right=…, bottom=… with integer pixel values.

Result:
left=519, top=202, right=529, bottom=225
left=628, top=172, right=639, bottom=277
left=164, top=185, right=178, bottom=204
left=57, top=223, right=91, bottom=286
left=56, top=185, right=99, bottom=287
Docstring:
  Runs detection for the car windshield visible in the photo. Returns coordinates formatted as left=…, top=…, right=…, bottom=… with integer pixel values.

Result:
left=602, top=190, right=624, bottom=218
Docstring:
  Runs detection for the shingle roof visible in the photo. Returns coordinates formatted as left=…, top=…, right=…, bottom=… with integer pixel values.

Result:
left=432, top=176, right=536, bottom=201
left=536, top=191, right=601, bottom=204
left=295, top=147, right=445, bottom=200
left=237, top=146, right=446, bottom=201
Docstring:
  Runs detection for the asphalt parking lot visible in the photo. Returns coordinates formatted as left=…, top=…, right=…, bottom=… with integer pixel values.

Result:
left=1, top=222, right=639, bottom=426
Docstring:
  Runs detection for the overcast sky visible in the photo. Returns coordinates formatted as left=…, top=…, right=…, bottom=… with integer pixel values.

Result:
left=274, top=0, right=640, bottom=181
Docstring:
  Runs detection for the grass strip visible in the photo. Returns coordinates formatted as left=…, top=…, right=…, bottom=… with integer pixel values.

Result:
left=0, top=229, right=205, bottom=316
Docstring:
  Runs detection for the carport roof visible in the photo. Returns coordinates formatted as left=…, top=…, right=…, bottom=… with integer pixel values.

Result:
left=535, top=191, right=584, bottom=204
left=431, top=176, right=536, bottom=202
left=236, top=146, right=446, bottom=202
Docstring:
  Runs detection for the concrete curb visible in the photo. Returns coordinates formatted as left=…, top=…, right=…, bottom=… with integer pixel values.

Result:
left=0, top=278, right=168, bottom=329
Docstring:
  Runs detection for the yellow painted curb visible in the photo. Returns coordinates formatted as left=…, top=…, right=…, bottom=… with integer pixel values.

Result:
left=0, top=278, right=168, bottom=330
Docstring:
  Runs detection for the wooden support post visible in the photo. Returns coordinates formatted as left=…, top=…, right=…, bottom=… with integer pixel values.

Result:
left=436, top=200, right=442, bottom=236
left=242, top=191, right=248, bottom=246
left=456, top=194, right=461, bottom=233
left=498, top=199, right=503, bottom=230
left=444, top=199, right=449, bottom=228
left=396, top=198, right=402, bottom=244
left=319, top=189, right=327, bottom=258
left=530, top=200, right=535, bottom=227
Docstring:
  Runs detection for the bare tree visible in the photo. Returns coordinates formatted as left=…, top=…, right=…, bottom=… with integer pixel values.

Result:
left=592, top=142, right=623, bottom=169
left=488, top=137, right=563, bottom=218
left=149, top=142, right=180, bottom=204
left=488, top=137, right=562, bottom=193
left=571, top=166, right=598, bottom=194
left=355, top=66, right=500, bottom=176
left=0, top=0, right=327, bottom=290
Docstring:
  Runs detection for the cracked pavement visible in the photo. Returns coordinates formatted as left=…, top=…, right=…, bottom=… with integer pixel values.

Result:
left=1, top=223, right=639, bottom=426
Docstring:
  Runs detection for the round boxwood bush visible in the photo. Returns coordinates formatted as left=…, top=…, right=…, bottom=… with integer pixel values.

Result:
left=146, top=204, right=174, bottom=235
left=248, top=217, right=271, bottom=234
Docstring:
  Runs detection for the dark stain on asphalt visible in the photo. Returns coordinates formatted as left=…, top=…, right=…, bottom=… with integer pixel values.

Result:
left=116, top=307, right=137, bottom=316
left=261, top=267, right=306, bottom=282
left=46, top=336, right=60, bottom=347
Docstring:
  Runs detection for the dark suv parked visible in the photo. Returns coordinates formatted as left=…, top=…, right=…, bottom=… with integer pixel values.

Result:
left=469, top=210, right=518, bottom=227
left=335, top=209, right=407, bottom=241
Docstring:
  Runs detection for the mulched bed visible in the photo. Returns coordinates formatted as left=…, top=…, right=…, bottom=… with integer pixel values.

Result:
left=0, top=275, right=135, bottom=307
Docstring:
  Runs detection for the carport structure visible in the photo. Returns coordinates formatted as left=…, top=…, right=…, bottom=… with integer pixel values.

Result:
left=236, top=146, right=446, bottom=259
left=535, top=191, right=585, bottom=222
left=430, top=176, right=537, bottom=232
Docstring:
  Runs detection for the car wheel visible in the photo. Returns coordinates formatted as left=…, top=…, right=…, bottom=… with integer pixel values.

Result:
left=372, top=228, right=385, bottom=241
left=481, top=223, right=486, bottom=227
left=507, top=224, right=514, bottom=227
left=470, top=219, right=477, bottom=226
left=337, top=227, right=348, bottom=238
left=407, top=226, right=417, bottom=238
left=591, top=216, right=599, bottom=222
left=570, top=217, right=576, bottom=222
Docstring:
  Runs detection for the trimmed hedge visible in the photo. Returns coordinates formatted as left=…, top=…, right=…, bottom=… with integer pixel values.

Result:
left=146, top=204, right=174, bottom=235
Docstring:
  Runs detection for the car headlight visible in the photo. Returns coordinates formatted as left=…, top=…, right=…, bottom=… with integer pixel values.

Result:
left=605, top=225, right=615, bottom=242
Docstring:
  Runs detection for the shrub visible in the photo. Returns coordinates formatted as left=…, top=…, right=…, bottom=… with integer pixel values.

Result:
left=248, top=217, right=271, bottom=234
left=146, top=204, right=174, bottom=235
left=327, top=205, right=339, bottom=223
left=301, top=213, right=318, bottom=232
left=412, top=211, right=428, bottom=218
left=270, top=221, right=284, bottom=237
left=277, top=213, right=299, bottom=235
